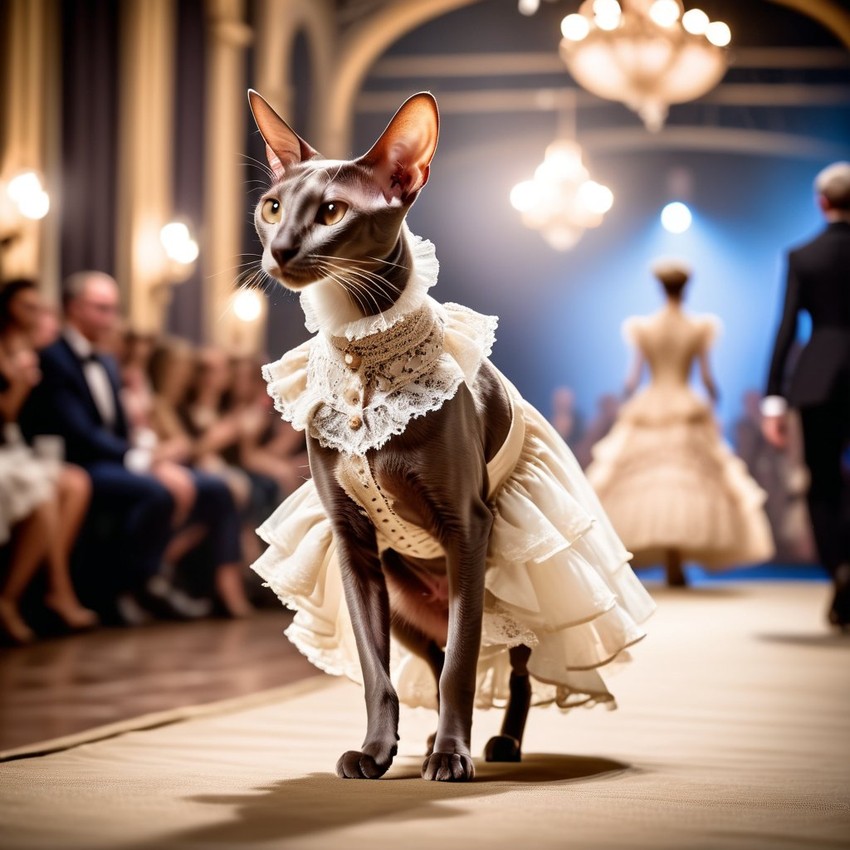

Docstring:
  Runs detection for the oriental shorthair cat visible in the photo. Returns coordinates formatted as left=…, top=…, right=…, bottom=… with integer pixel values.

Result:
left=249, top=90, right=539, bottom=781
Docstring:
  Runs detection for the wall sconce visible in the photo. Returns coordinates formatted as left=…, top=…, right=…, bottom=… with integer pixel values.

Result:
left=159, top=221, right=199, bottom=282
left=232, top=287, right=263, bottom=323
left=5, top=171, right=50, bottom=220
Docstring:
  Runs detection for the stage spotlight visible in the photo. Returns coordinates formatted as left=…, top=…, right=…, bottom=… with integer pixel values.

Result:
left=661, top=201, right=692, bottom=233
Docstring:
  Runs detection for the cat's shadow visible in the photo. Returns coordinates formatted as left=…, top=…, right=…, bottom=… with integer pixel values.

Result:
left=124, top=754, right=632, bottom=847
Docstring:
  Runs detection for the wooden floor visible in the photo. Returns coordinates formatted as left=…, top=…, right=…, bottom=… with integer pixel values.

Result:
left=0, top=610, right=319, bottom=752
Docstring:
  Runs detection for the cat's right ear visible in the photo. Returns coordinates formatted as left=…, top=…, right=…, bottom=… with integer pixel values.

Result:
left=248, top=90, right=319, bottom=180
left=359, top=92, right=439, bottom=204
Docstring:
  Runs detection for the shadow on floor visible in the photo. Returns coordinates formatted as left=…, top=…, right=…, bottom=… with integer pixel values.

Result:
left=756, top=632, right=850, bottom=648
left=126, top=754, right=633, bottom=847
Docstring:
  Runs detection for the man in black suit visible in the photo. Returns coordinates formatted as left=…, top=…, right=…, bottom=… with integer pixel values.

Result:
left=762, top=161, right=850, bottom=629
left=19, top=271, right=205, bottom=622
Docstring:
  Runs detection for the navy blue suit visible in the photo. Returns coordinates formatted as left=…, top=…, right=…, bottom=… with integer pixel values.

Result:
left=19, top=337, right=173, bottom=596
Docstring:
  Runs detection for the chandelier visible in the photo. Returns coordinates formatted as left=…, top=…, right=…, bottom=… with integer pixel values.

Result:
left=510, top=139, right=614, bottom=251
left=559, top=0, right=731, bottom=132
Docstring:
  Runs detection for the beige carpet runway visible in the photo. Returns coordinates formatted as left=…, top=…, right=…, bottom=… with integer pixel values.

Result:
left=1, top=582, right=849, bottom=850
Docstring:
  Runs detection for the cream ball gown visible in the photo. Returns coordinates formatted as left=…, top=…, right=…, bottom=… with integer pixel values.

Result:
left=586, top=307, right=774, bottom=569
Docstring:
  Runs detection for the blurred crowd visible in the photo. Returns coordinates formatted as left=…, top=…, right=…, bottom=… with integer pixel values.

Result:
left=0, top=273, right=307, bottom=645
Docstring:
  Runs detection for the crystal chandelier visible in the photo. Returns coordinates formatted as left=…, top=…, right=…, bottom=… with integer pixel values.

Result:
left=559, top=0, right=731, bottom=132
left=510, top=139, right=614, bottom=251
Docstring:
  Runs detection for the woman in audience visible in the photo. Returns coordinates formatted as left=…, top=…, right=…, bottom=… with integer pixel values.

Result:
left=147, top=339, right=253, bottom=617
left=0, top=280, right=97, bottom=642
left=228, top=353, right=308, bottom=498
left=116, top=329, right=196, bottom=530
left=225, top=354, right=308, bottom=564
left=179, top=346, right=252, bottom=510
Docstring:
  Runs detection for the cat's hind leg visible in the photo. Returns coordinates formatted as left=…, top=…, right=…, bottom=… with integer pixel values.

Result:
left=484, top=644, right=532, bottom=763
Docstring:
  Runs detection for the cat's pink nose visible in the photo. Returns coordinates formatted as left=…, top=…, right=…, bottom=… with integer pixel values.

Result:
left=272, top=245, right=299, bottom=268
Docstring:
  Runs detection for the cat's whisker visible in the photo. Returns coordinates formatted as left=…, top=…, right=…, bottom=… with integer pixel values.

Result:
left=239, top=152, right=276, bottom=182
left=317, top=261, right=401, bottom=316
left=366, top=255, right=410, bottom=272
left=333, top=266, right=404, bottom=306
left=319, top=263, right=383, bottom=317
left=317, top=257, right=403, bottom=295
left=325, top=270, right=372, bottom=317
left=235, top=268, right=267, bottom=291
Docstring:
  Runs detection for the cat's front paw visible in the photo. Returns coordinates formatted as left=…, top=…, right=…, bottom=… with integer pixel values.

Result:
left=421, top=751, right=475, bottom=781
left=336, top=743, right=397, bottom=779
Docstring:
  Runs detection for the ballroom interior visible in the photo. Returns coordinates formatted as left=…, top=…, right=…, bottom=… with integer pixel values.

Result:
left=1, top=2, right=850, bottom=849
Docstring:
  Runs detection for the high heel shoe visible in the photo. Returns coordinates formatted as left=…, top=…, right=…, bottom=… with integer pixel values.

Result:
left=0, top=598, right=36, bottom=645
left=44, top=595, right=100, bottom=632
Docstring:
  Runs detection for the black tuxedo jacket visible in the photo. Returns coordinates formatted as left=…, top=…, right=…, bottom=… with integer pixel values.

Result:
left=766, top=220, right=850, bottom=408
left=19, top=336, right=132, bottom=466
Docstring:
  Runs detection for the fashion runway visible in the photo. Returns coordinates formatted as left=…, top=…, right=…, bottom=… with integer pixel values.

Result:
left=1, top=581, right=848, bottom=849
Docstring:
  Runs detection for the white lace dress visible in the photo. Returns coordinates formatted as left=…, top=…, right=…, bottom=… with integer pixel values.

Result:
left=252, top=232, right=655, bottom=712
left=0, top=423, right=56, bottom=546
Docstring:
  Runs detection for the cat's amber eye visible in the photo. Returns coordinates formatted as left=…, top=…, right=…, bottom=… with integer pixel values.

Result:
left=260, top=198, right=282, bottom=224
left=315, top=201, right=349, bottom=226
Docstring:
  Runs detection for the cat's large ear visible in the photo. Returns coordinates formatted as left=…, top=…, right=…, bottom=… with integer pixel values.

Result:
left=248, top=89, right=319, bottom=180
left=358, top=92, right=439, bottom=204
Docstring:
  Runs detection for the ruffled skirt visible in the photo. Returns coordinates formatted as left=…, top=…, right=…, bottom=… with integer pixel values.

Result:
left=252, top=396, right=654, bottom=712
left=585, top=399, right=774, bottom=568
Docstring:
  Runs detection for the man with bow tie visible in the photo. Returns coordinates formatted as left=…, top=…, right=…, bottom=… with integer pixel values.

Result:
left=19, top=271, right=208, bottom=623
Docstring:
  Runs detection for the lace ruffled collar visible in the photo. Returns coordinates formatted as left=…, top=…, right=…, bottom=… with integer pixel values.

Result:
left=262, top=230, right=498, bottom=456
left=299, top=223, right=440, bottom=341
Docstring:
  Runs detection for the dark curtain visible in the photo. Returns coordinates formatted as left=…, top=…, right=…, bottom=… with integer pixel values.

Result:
left=166, top=0, right=206, bottom=343
left=59, top=0, right=119, bottom=280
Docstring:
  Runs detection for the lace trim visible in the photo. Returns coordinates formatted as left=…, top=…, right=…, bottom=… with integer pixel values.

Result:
left=262, top=231, right=499, bottom=456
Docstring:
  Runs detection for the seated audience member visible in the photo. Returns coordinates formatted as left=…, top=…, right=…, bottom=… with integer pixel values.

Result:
left=228, top=353, right=308, bottom=498
left=0, top=280, right=97, bottom=642
left=116, top=329, right=196, bottom=529
left=17, top=271, right=205, bottom=624
left=226, top=354, right=308, bottom=565
left=147, top=339, right=253, bottom=617
left=179, top=346, right=252, bottom=509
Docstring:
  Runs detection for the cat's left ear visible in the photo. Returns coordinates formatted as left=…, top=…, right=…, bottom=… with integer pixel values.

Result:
left=248, top=90, right=319, bottom=180
left=359, top=92, right=439, bottom=204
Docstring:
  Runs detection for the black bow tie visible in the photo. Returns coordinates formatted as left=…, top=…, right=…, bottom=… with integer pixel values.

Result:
left=79, top=351, right=100, bottom=364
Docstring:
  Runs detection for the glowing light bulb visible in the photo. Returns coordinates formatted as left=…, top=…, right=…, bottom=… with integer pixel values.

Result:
left=579, top=181, right=614, bottom=215
left=649, top=0, right=681, bottom=28
left=233, top=288, right=263, bottom=322
left=682, top=8, right=709, bottom=35
left=19, top=190, right=50, bottom=220
left=561, top=13, right=590, bottom=41
left=510, top=180, right=540, bottom=213
left=6, top=171, right=50, bottom=220
left=705, top=20, right=731, bottom=47
left=661, top=202, right=692, bottom=233
left=593, top=0, right=621, bottom=30
left=7, top=171, right=42, bottom=203
left=160, top=221, right=199, bottom=264
left=518, top=0, right=540, bottom=15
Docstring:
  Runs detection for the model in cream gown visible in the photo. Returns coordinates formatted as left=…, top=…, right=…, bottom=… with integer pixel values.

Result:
left=586, top=261, right=775, bottom=586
